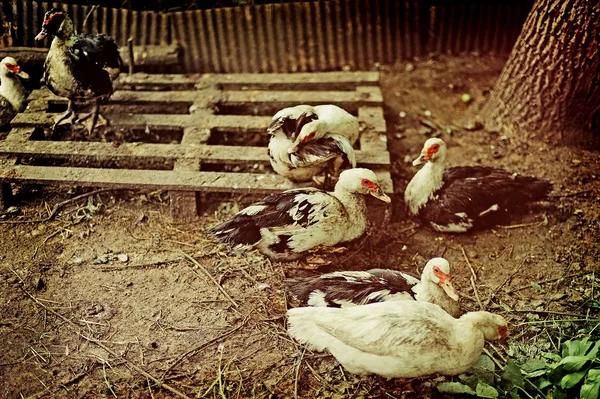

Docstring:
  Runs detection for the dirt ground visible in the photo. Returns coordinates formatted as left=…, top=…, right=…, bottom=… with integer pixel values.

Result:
left=1, top=55, right=599, bottom=399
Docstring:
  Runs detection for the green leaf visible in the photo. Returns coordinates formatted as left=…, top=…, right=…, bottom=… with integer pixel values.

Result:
left=509, top=391, right=520, bottom=399
left=555, top=356, right=590, bottom=372
left=588, top=369, right=600, bottom=383
left=553, top=385, right=568, bottom=399
left=474, top=355, right=496, bottom=372
left=562, top=338, right=592, bottom=357
left=437, top=382, right=477, bottom=395
left=475, top=382, right=499, bottom=398
left=538, top=379, right=552, bottom=390
left=561, top=370, right=588, bottom=389
left=581, top=382, right=600, bottom=399
left=502, top=359, right=524, bottom=389
left=521, top=359, right=549, bottom=373
left=587, top=341, right=600, bottom=359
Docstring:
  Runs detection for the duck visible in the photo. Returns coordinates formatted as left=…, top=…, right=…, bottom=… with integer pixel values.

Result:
left=0, top=57, right=29, bottom=127
left=287, top=300, right=507, bottom=378
left=35, top=8, right=122, bottom=133
left=208, top=168, right=391, bottom=261
left=286, top=257, right=461, bottom=317
left=267, top=105, right=358, bottom=184
left=404, top=138, right=552, bottom=233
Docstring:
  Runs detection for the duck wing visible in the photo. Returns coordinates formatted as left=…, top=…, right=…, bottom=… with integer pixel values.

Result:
left=289, top=137, right=345, bottom=167
left=288, top=301, right=451, bottom=357
left=287, top=269, right=419, bottom=307
left=207, top=187, right=341, bottom=247
left=420, top=166, right=551, bottom=230
left=268, top=109, right=318, bottom=140
left=69, top=34, right=122, bottom=98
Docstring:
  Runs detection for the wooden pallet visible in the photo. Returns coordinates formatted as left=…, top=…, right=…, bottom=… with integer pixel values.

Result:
left=0, top=71, right=392, bottom=222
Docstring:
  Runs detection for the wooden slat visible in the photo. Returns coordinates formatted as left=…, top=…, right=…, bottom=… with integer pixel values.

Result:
left=0, top=141, right=389, bottom=167
left=117, top=71, right=380, bottom=87
left=0, top=164, right=392, bottom=195
left=358, top=106, right=388, bottom=152
left=109, top=89, right=382, bottom=104
left=11, top=112, right=273, bottom=131
left=0, top=165, right=298, bottom=194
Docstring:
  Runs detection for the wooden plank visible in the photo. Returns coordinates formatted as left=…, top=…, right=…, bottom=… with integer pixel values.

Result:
left=0, top=164, right=392, bottom=195
left=0, top=45, right=180, bottom=68
left=10, top=112, right=273, bottom=131
left=116, top=71, right=379, bottom=87
left=0, top=141, right=389, bottom=167
left=359, top=106, right=388, bottom=152
left=109, top=89, right=383, bottom=105
left=0, top=165, right=298, bottom=194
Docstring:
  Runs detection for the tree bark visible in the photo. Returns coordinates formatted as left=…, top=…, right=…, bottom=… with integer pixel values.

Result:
left=481, top=0, right=600, bottom=140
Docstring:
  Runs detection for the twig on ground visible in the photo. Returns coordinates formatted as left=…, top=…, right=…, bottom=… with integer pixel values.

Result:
left=161, top=312, right=252, bottom=379
left=0, top=188, right=115, bottom=224
left=461, top=246, right=483, bottom=310
left=505, top=271, right=593, bottom=294
left=294, top=348, right=305, bottom=399
left=102, top=361, right=118, bottom=398
left=179, top=250, right=239, bottom=310
left=496, top=214, right=548, bottom=229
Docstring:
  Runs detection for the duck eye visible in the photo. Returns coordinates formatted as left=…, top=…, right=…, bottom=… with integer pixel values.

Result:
left=433, top=266, right=440, bottom=273
left=432, top=144, right=440, bottom=151
left=361, top=179, right=369, bottom=185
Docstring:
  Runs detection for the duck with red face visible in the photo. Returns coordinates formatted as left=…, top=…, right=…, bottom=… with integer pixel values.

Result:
left=405, top=138, right=552, bottom=233
left=287, top=257, right=461, bottom=317
left=35, top=8, right=122, bottom=133
left=208, top=168, right=390, bottom=262
left=0, top=57, right=29, bottom=127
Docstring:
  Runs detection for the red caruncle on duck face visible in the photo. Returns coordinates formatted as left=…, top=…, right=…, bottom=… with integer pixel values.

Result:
left=423, top=142, right=441, bottom=160
left=361, top=178, right=379, bottom=191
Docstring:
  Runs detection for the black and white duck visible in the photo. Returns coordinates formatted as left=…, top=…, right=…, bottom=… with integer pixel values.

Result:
left=267, top=104, right=358, bottom=183
left=286, top=257, right=461, bottom=317
left=208, top=168, right=390, bottom=261
left=0, top=57, right=29, bottom=127
left=404, top=138, right=552, bottom=232
left=35, top=8, right=122, bottom=133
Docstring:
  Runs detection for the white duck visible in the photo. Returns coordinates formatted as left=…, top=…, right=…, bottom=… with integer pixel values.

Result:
left=287, top=301, right=507, bottom=378
left=287, top=257, right=461, bottom=317
left=0, top=57, right=29, bottom=127
left=208, top=168, right=391, bottom=261
left=267, top=104, right=358, bottom=183
left=405, top=138, right=552, bottom=233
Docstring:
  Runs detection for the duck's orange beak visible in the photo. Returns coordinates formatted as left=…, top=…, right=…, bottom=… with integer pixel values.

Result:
left=437, top=273, right=459, bottom=301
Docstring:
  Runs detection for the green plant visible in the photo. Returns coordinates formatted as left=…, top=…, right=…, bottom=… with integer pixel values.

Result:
left=437, top=337, right=600, bottom=399
left=521, top=337, right=600, bottom=399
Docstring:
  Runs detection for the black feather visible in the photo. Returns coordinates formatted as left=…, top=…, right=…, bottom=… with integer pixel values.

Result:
left=420, top=166, right=552, bottom=230
left=287, top=269, right=419, bottom=307
left=207, top=188, right=328, bottom=248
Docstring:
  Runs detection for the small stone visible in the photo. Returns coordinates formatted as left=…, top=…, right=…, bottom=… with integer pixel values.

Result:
left=399, top=111, right=406, bottom=118
left=117, top=254, right=129, bottom=263
left=256, top=283, right=270, bottom=291
left=405, top=63, right=415, bottom=72
left=93, top=256, right=109, bottom=265
left=499, top=135, right=509, bottom=141
left=464, top=121, right=484, bottom=131
left=71, top=257, right=84, bottom=265
left=424, top=110, right=432, bottom=117
left=492, top=151, right=503, bottom=159
left=395, top=133, right=404, bottom=139
left=404, top=155, right=413, bottom=164
left=395, top=92, right=401, bottom=97
left=418, top=126, right=432, bottom=135
left=401, top=245, right=407, bottom=251
left=461, top=93, right=472, bottom=103
left=572, top=159, right=582, bottom=165
left=5, top=206, right=18, bottom=214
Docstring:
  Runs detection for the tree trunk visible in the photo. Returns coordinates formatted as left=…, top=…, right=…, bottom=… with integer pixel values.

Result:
left=481, top=0, right=600, bottom=140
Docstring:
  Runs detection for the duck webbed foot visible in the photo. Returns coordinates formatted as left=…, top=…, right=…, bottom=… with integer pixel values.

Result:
left=52, top=101, right=75, bottom=131
left=76, top=100, right=107, bottom=134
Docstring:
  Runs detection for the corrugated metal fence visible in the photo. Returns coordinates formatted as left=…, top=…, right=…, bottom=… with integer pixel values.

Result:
left=1, top=0, right=532, bottom=73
